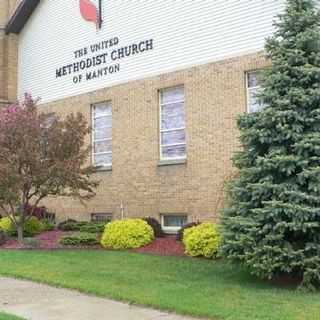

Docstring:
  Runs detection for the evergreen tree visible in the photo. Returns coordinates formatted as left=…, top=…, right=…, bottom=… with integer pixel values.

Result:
left=222, top=0, right=320, bottom=289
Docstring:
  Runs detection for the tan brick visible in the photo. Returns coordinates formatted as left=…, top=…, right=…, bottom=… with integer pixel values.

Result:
left=39, top=52, right=270, bottom=223
left=0, top=0, right=18, bottom=106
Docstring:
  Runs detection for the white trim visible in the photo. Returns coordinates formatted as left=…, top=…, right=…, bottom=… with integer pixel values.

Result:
left=160, top=99, right=185, bottom=106
left=94, top=114, right=112, bottom=120
left=161, top=127, right=186, bottom=133
left=93, top=151, right=112, bottom=156
left=160, top=214, right=188, bottom=234
left=94, top=138, right=112, bottom=143
left=160, top=155, right=187, bottom=162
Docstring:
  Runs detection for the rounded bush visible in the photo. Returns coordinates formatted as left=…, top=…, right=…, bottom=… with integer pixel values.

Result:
left=183, top=223, right=221, bottom=258
left=0, top=216, right=44, bottom=237
left=101, top=219, right=154, bottom=249
left=60, top=232, right=99, bottom=246
left=176, top=222, right=200, bottom=241
left=25, top=217, right=45, bottom=236
left=57, top=219, right=77, bottom=231
left=79, top=223, right=106, bottom=234
left=0, top=217, right=13, bottom=234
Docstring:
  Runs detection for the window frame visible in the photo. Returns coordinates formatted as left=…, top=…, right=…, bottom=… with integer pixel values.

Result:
left=246, top=70, right=265, bottom=114
left=91, top=213, right=113, bottom=223
left=91, top=101, right=113, bottom=168
left=40, top=112, right=57, bottom=161
left=159, top=86, right=187, bottom=162
left=160, top=214, right=188, bottom=234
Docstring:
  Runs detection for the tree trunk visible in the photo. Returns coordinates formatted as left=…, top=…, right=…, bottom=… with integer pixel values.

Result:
left=17, top=225, right=24, bottom=244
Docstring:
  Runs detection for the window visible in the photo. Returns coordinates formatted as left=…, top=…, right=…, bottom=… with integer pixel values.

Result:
left=160, top=86, right=186, bottom=161
left=247, top=71, right=265, bottom=113
left=40, top=113, right=56, bottom=159
left=92, top=102, right=112, bottom=167
left=161, top=214, right=188, bottom=233
left=91, top=213, right=113, bottom=223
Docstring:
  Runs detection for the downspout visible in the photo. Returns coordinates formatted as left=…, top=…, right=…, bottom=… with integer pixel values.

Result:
left=99, top=0, right=102, bottom=29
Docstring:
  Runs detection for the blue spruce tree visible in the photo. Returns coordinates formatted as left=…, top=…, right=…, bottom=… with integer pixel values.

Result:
left=222, top=0, right=320, bottom=290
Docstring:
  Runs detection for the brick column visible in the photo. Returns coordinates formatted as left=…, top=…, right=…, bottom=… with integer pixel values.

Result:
left=0, top=0, right=18, bottom=107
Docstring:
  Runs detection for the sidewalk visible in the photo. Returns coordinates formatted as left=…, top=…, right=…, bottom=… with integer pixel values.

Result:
left=0, top=277, right=197, bottom=320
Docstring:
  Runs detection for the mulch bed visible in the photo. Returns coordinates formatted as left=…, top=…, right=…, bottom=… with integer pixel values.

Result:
left=1, top=231, right=65, bottom=249
left=1, top=232, right=186, bottom=256
left=133, top=235, right=185, bottom=257
left=270, top=274, right=303, bottom=288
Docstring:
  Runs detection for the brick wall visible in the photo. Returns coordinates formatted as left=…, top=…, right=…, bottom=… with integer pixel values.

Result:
left=40, top=52, right=269, bottom=223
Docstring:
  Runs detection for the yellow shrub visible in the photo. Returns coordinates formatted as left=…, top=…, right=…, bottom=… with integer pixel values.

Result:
left=0, top=217, right=14, bottom=234
left=0, top=216, right=44, bottom=236
left=183, top=223, right=221, bottom=258
left=101, top=219, right=154, bottom=249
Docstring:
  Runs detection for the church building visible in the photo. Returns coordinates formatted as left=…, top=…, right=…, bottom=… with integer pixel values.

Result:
left=1, top=0, right=286, bottom=232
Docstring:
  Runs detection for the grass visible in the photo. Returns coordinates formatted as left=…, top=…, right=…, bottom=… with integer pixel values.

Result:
left=0, top=313, right=25, bottom=320
left=0, top=251, right=319, bottom=320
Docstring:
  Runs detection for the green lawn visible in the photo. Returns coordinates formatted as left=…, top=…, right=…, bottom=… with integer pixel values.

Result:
left=0, top=251, right=319, bottom=320
left=0, top=313, right=25, bottom=320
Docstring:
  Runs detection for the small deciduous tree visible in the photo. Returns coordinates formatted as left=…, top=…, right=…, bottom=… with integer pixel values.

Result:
left=222, top=0, right=320, bottom=290
left=0, top=94, right=99, bottom=242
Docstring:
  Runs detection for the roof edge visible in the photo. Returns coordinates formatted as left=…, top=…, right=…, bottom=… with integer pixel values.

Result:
left=5, top=0, right=40, bottom=35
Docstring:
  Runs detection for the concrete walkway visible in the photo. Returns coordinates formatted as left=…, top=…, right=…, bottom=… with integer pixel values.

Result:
left=0, top=277, right=197, bottom=320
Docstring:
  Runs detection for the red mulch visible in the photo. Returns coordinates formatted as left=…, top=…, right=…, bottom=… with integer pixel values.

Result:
left=133, top=236, right=185, bottom=257
left=270, top=274, right=303, bottom=288
left=1, top=232, right=186, bottom=257
left=1, top=231, right=65, bottom=249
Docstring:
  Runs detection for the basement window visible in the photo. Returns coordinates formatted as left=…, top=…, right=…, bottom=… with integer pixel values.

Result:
left=91, top=213, right=113, bottom=223
left=161, top=214, right=187, bottom=234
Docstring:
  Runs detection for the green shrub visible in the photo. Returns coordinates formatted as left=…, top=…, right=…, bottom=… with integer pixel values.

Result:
left=24, top=217, right=44, bottom=236
left=58, top=220, right=106, bottom=232
left=57, top=219, right=77, bottom=230
left=176, top=222, right=200, bottom=241
left=0, top=230, right=6, bottom=245
left=79, top=223, right=106, bottom=233
left=0, top=217, right=13, bottom=234
left=183, top=223, right=221, bottom=258
left=42, top=219, right=55, bottom=231
left=101, top=219, right=154, bottom=249
left=60, top=232, right=99, bottom=246
left=58, top=219, right=84, bottom=231
left=143, top=217, right=164, bottom=238
left=0, top=216, right=44, bottom=237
